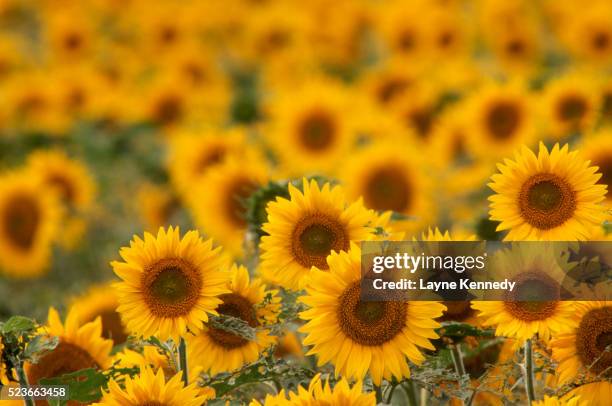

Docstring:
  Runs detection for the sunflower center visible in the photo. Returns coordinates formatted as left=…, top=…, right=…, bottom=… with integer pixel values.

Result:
left=592, top=31, right=611, bottom=52
left=153, top=95, right=183, bottom=126
left=557, top=95, right=587, bottom=123
left=63, top=32, right=83, bottom=51
left=505, top=38, right=526, bottom=56
left=364, top=166, right=412, bottom=212
left=439, top=300, right=475, bottom=322
left=486, top=101, right=521, bottom=140
left=338, top=282, right=406, bottom=346
left=2, top=194, right=40, bottom=250
left=97, top=310, right=128, bottom=345
left=142, top=258, right=202, bottom=317
left=377, top=78, right=410, bottom=104
left=298, top=110, right=336, bottom=151
left=195, top=146, right=226, bottom=174
left=503, top=271, right=560, bottom=322
left=225, top=178, right=258, bottom=227
left=576, top=306, right=612, bottom=376
left=518, top=173, right=576, bottom=230
left=397, top=30, right=415, bottom=51
left=26, top=341, right=98, bottom=385
left=208, top=293, right=257, bottom=349
left=291, top=213, right=349, bottom=269
left=47, top=174, right=75, bottom=204
left=406, top=108, right=434, bottom=138
left=159, top=26, right=178, bottom=44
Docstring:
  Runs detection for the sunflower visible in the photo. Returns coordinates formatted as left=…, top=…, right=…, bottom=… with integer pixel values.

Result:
left=264, top=79, right=358, bottom=176
left=560, top=1, right=612, bottom=64
left=472, top=244, right=577, bottom=341
left=25, top=307, right=113, bottom=387
left=141, top=73, right=197, bottom=131
left=338, top=139, right=437, bottom=236
left=541, top=73, right=601, bottom=139
left=578, top=129, right=612, bottom=205
left=69, top=283, right=128, bottom=346
left=377, top=1, right=429, bottom=63
left=0, top=338, right=8, bottom=385
left=94, top=365, right=209, bottom=406
left=260, top=179, right=374, bottom=290
left=42, top=6, right=95, bottom=62
left=489, top=143, right=608, bottom=241
left=251, top=374, right=375, bottom=405
left=136, top=183, right=179, bottom=233
left=550, top=301, right=612, bottom=406
left=187, top=264, right=279, bottom=375
left=299, top=245, right=444, bottom=384
left=111, top=226, right=229, bottom=341
left=359, top=58, right=422, bottom=110
left=190, top=157, right=268, bottom=258
left=466, top=81, right=536, bottom=159
left=533, top=396, right=585, bottom=406
left=0, top=172, right=61, bottom=278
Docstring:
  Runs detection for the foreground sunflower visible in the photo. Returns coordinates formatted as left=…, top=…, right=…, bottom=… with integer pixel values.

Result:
left=550, top=301, right=612, bottom=406
left=0, top=172, right=61, bottom=278
left=94, top=365, right=209, bottom=406
left=25, top=307, right=113, bottom=387
left=111, top=227, right=229, bottom=340
left=187, top=264, right=279, bottom=375
left=471, top=244, right=577, bottom=341
left=489, top=143, right=608, bottom=240
left=251, top=374, right=375, bottom=405
left=260, top=179, right=374, bottom=290
left=299, top=246, right=444, bottom=384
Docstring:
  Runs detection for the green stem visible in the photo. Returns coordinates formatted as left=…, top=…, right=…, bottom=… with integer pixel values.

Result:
left=178, top=338, right=189, bottom=386
left=374, top=384, right=383, bottom=403
left=524, top=338, right=536, bottom=405
left=405, top=379, right=418, bottom=406
left=16, top=362, right=34, bottom=406
left=450, top=344, right=467, bottom=405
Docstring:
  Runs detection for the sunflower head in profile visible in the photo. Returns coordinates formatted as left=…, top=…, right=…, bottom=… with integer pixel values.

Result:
left=95, top=365, right=210, bottom=406
left=260, top=179, right=374, bottom=291
left=190, top=157, right=268, bottom=258
left=25, top=307, right=113, bottom=387
left=111, top=226, right=229, bottom=341
left=550, top=301, right=612, bottom=406
left=250, top=374, right=376, bottom=405
left=579, top=129, right=612, bottom=205
left=299, top=245, right=445, bottom=385
left=489, top=143, right=608, bottom=241
left=187, top=264, right=279, bottom=375
left=0, top=172, right=61, bottom=278
left=472, top=244, right=577, bottom=342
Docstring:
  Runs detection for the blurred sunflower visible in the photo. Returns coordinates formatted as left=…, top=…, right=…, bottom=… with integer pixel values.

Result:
left=561, top=1, right=612, bottom=64
left=25, top=307, right=113, bottom=387
left=472, top=244, right=577, bottom=341
left=541, top=73, right=600, bottom=139
left=112, top=345, right=171, bottom=374
left=190, top=157, right=268, bottom=258
left=250, top=374, right=375, bottom=405
left=141, top=73, right=194, bottom=130
left=489, top=143, right=608, bottom=240
left=111, top=226, right=229, bottom=340
left=424, top=5, right=471, bottom=61
left=0, top=172, right=61, bottom=278
left=187, top=264, right=279, bottom=375
left=533, top=396, right=585, bottom=406
left=359, top=58, right=421, bottom=110
left=260, top=179, right=373, bottom=290
left=550, top=301, right=612, bottom=406
left=300, top=246, right=444, bottom=384
left=377, top=1, right=429, bottom=63
left=95, top=365, right=209, bottom=406
left=0, top=337, right=8, bottom=385
left=42, top=6, right=96, bottom=62
left=0, top=36, right=24, bottom=80
left=135, top=2, right=196, bottom=57
left=393, top=85, right=440, bottom=142
left=69, top=283, right=128, bottom=346
left=136, top=183, right=179, bottom=232
left=578, top=129, right=612, bottom=205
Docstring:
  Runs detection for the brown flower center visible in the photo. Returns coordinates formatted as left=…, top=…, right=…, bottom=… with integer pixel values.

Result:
left=518, top=173, right=576, bottom=230
left=47, top=174, right=75, bottom=205
left=291, top=213, right=349, bottom=269
left=27, top=341, right=98, bottom=385
left=208, top=293, right=257, bottom=349
left=338, top=282, right=406, bottom=346
left=195, top=146, right=226, bottom=174
left=503, top=271, right=560, bottom=322
left=557, top=94, right=587, bottom=123
left=505, top=38, right=526, bottom=57
left=377, top=78, right=411, bottom=105
left=153, top=94, right=183, bottom=126
left=63, top=32, right=83, bottom=52
left=364, top=166, right=412, bottom=212
left=2, top=194, right=40, bottom=250
left=97, top=310, right=128, bottom=345
left=576, top=306, right=612, bottom=376
left=397, top=30, right=416, bottom=52
left=591, top=31, right=611, bottom=52
left=225, top=178, right=258, bottom=227
left=406, top=107, right=434, bottom=138
left=298, top=110, right=336, bottom=151
left=142, top=258, right=202, bottom=317
left=439, top=301, right=475, bottom=323
left=486, top=100, right=521, bottom=140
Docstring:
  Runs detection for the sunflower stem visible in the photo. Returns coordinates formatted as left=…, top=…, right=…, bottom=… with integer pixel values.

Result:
left=524, top=338, right=536, bottom=405
left=374, top=384, right=383, bottom=403
left=405, top=379, right=418, bottom=406
left=16, top=361, right=34, bottom=406
left=178, top=338, right=189, bottom=386
left=450, top=344, right=467, bottom=405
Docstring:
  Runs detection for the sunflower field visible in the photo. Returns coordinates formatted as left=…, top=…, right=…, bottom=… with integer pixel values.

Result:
left=0, top=0, right=611, bottom=405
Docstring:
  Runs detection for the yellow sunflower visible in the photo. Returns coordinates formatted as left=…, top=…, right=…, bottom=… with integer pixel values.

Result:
left=533, top=396, right=585, bottom=406
left=69, top=282, right=128, bottom=346
left=472, top=244, right=577, bottom=341
left=550, top=301, right=612, bottom=406
left=560, top=1, right=612, bottom=64
left=0, top=172, right=61, bottom=278
left=42, top=6, right=96, bottom=62
left=189, top=157, right=268, bottom=258
left=250, top=374, right=375, bottom=405
left=338, top=139, right=437, bottom=236
left=0, top=337, right=8, bottom=385
left=187, top=264, right=279, bottom=375
left=376, top=1, right=429, bottom=63
left=489, top=143, right=608, bottom=240
left=578, top=129, right=612, bottom=206
left=94, top=365, right=209, bottom=406
left=111, top=226, right=229, bottom=341
left=541, top=73, right=600, bottom=139
left=260, top=179, right=374, bottom=290
left=299, top=245, right=444, bottom=384
left=25, top=307, right=113, bottom=387
left=136, top=183, right=179, bottom=233
left=359, top=58, right=422, bottom=110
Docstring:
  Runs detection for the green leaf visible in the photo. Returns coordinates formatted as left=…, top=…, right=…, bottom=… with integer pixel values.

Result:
left=437, top=322, right=495, bottom=339
left=1, top=316, right=36, bottom=334
left=40, top=368, right=107, bottom=403
left=23, top=335, right=58, bottom=363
